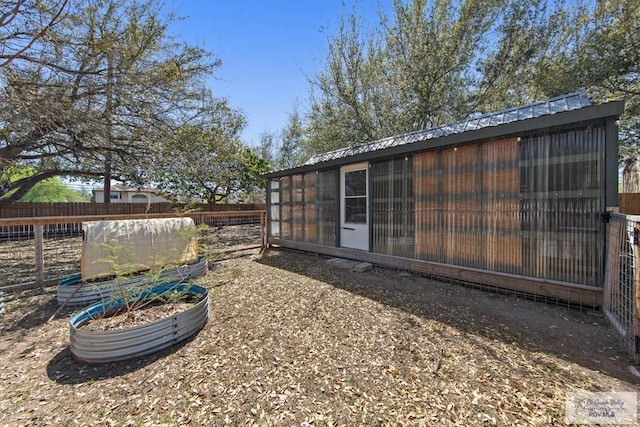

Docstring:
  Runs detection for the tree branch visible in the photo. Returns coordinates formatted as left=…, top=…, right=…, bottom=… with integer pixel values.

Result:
left=0, top=0, right=70, bottom=67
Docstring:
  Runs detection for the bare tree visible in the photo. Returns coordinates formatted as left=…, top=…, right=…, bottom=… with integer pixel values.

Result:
left=0, top=0, right=69, bottom=67
left=0, top=0, right=220, bottom=203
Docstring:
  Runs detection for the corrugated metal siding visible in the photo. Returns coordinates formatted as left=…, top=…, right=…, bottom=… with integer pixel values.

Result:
left=268, top=171, right=337, bottom=246
left=270, top=123, right=608, bottom=288
left=519, top=126, right=605, bottom=286
left=317, top=170, right=338, bottom=246
left=292, top=174, right=304, bottom=242
left=371, top=158, right=414, bottom=257
left=269, top=180, right=281, bottom=237
left=411, top=126, right=606, bottom=287
left=280, top=176, right=292, bottom=239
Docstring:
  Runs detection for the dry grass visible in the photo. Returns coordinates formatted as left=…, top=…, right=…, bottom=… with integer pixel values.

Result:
left=1, top=225, right=639, bottom=426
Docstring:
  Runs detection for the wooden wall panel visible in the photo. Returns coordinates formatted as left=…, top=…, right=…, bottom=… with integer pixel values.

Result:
left=482, top=168, right=519, bottom=193
left=442, top=172, right=477, bottom=194
left=413, top=151, right=438, bottom=170
left=304, top=172, right=317, bottom=243
left=484, top=234, right=523, bottom=270
left=414, top=151, right=440, bottom=261
left=482, top=137, right=519, bottom=163
left=305, top=205, right=317, bottom=242
left=481, top=138, right=522, bottom=271
left=483, top=199, right=521, bottom=230
left=292, top=205, right=304, bottom=241
left=415, top=231, right=442, bottom=259
left=415, top=201, right=440, bottom=226
left=441, top=145, right=477, bottom=168
left=412, top=138, right=525, bottom=273
left=281, top=177, right=291, bottom=203
left=443, top=200, right=478, bottom=229
left=619, top=194, right=640, bottom=214
left=414, top=176, right=439, bottom=195
left=444, top=232, right=480, bottom=265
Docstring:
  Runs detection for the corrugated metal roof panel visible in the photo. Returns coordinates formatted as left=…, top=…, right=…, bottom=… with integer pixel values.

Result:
left=303, top=92, right=592, bottom=166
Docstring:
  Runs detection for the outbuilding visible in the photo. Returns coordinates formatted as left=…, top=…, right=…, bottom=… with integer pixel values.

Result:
left=263, top=93, right=625, bottom=306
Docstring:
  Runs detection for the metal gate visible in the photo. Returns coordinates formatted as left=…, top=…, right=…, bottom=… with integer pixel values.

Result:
left=603, top=213, right=640, bottom=363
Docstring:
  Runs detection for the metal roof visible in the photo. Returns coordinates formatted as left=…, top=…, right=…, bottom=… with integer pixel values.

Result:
left=304, top=92, right=591, bottom=166
left=262, top=93, right=624, bottom=179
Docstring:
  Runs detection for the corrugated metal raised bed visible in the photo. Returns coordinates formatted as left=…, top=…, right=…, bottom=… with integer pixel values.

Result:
left=57, top=257, right=208, bottom=306
left=69, top=283, right=209, bottom=364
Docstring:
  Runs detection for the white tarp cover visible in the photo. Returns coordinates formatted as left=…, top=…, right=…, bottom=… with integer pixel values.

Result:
left=81, top=217, right=198, bottom=280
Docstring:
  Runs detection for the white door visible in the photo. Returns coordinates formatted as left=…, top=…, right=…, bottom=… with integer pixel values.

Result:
left=340, top=163, right=369, bottom=250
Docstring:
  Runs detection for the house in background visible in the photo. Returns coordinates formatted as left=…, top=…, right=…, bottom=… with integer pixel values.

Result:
left=263, top=92, right=624, bottom=306
left=92, top=183, right=169, bottom=203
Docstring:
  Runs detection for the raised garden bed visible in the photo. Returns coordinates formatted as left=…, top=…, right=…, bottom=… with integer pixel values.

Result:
left=57, top=257, right=208, bottom=306
left=69, top=283, right=208, bottom=364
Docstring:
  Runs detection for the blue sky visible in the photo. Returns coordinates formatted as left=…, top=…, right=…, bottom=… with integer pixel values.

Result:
left=165, top=1, right=383, bottom=147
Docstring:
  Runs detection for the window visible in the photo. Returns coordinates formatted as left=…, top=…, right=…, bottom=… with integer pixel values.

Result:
left=344, top=169, right=367, bottom=223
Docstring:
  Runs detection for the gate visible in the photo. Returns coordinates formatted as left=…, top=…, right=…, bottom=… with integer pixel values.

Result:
left=603, top=213, right=640, bottom=363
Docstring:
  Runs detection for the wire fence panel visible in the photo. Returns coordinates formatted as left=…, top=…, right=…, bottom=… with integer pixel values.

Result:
left=603, top=213, right=639, bottom=363
left=42, top=234, right=84, bottom=283
left=0, top=211, right=266, bottom=292
left=0, top=229, right=37, bottom=286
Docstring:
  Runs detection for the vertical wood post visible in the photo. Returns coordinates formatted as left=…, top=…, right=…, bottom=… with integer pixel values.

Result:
left=635, top=222, right=640, bottom=364
left=34, top=224, right=45, bottom=284
left=605, top=117, right=619, bottom=206
left=261, top=211, right=267, bottom=249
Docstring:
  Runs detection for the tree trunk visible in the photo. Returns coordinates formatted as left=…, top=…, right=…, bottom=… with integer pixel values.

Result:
left=623, top=159, right=640, bottom=193
left=103, top=162, right=111, bottom=204
left=103, top=51, right=114, bottom=204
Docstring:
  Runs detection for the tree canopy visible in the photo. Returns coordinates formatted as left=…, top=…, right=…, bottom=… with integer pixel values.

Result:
left=1, top=165, right=88, bottom=202
left=2, top=0, right=637, bottom=198
left=149, top=98, right=269, bottom=204
left=0, top=0, right=69, bottom=67
left=531, top=0, right=639, bottom=170
left=0, top=0, right=259, bottom=204
left=300, top=0, right=639, bottom=167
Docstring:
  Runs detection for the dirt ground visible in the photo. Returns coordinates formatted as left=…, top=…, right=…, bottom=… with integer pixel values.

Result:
left=1, top=225, right=639, bottom=426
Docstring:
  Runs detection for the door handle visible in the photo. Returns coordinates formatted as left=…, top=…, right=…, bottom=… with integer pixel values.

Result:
left=342, top=227, right=355, bottom=230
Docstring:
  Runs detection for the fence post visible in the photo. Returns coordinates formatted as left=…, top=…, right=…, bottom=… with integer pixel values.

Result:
left=634, top=222, right=640, bottom=364
left=34, top=224, right=45, bottom=284
left=261, top=211, right=266, bottom=249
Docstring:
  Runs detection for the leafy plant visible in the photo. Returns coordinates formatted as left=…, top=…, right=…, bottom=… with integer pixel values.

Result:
left=84, top=221, right=206, bottom=326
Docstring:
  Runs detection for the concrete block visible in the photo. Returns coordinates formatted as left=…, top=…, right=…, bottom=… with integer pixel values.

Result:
left=353, top=262, right=373, bottom=272
left=327, top=258, right=373, bottom=272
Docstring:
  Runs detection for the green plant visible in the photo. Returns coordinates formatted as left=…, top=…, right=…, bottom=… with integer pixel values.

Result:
left=84, top=220, right=206, bottom=325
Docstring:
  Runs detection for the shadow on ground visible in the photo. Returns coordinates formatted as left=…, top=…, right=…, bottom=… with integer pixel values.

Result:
left=46, top=336, right=195, bottom=385
left=258, top=248, right=640, bottom=386
left=1, top=290, right=75, bottom=336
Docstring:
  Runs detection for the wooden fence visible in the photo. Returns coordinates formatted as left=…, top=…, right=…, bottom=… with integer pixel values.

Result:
left=0, top=210, right=267, bottom=291
left=0, top=202, right=266, bottom=218
left=619, top=194, right=640, bottom=215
